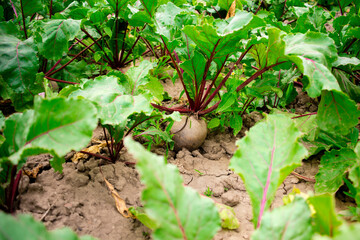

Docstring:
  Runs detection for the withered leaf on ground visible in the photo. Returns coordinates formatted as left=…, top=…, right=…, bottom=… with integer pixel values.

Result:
left=103, top=177, right=133, bottom=218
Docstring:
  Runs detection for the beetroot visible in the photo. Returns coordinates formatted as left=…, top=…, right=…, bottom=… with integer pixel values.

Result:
left=171, top=116, right=207, bottom=151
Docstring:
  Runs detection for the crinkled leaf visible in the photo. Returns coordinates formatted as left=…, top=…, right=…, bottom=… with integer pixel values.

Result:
left=68, top=75, right=153, bottom=126
left=68, top=76, right=125, bottom=104
left=293, top=6, right=328, bottom=34
left=333, top=57, right=360, bottom=67
left=229, top=114, right=308, bottom=228
left=36, top=19, right=81, bottom=60
left=308, top=194, right=342, bottom=237
left=154, top=2, right=183, bottom=42
left=317, top=90, right=360, bottom=135
left=315, top=149, right=357, bottom=194
left=313, top=128, right=359, bottom=151
left=252, top=197, right=313, bottom=240
left=0, top=35, right=41, bottom=110
left=215, top=203, right=240, bottom=230
left=284, top=32, right=340, bottom=97
left=0, top=212, right=97, bottom=240
left=124, top=137, right=221, bottom=240
left=101, top=94, right=152, bottom=126
left=8, top=98, right=97, bottom=171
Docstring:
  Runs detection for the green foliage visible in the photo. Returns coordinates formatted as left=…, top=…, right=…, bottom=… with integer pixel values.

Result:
left=315, top=149, right=357, bottom=194
left=0, top=212, right=97, bottom=240
left=317, top=90, right=360, bottom=135
left=252, top=197, right=313, bottom=240
left=124, top=137, right=221, bottom=240
left=1, top=97, right=98, bottom=171
left=308, top=194, right=342, bottom=237
left=230, top=114, right=308, bottom=228
left=284, top=32, right=340, bottom=98
left=0, top=35, right=41, bottom=110
left=35, top=19, right=81, bottom=60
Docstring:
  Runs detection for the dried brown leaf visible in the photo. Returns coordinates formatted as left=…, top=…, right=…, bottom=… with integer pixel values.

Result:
left=225, top=1, right=236, bottom=19
left=23, top=164, right=43, bottom=179
left=104, top=178, right=134, bottom=218
left=71, top=141, right=108, bottom=163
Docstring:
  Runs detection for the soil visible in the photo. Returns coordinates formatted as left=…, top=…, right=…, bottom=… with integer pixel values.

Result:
left=16, top=77, right=352, bottom=240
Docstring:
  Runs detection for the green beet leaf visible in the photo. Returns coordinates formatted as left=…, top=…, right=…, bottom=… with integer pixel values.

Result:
left=68, top=76, right=125, bottom=104
left=284, top=32, right=340, bottom=98
left=315, top=149, right=357, bottom=194
left=308, top=193, right=342, bottom=237
left=129, top=0, right=158, bottom=26
left=317, top=90, right=360, bottom=135
left=0, top=35, right=42, bottom=110
left=252, top=197, right=313, bottom=240
left=68, top=74, right=152, bottom=126
left=122, top=60, right=157, bottom=95
left=106, top=0, right=135, bottom=14
left=333, top=57, right=360, bottom=67
left=2, top=110, right=33, bottom=155
left=293, top=6, right=328, bottom=34
left=153, top=2, right=188, bottom=49
left=183, top=11, right=264, bottom=59
left=12, top=0, right=43, bottom=20
left=36, top=19, right=81, bottom=60
left=0, top=212, right=97, bottom=240
left=333, top=68, right=360, bottom=102
left=124, top=137, right=221, bottom=240
left=6, top=97, right=97, bottom=171
left=129, top=206, right=158, bottom=230
left=349, top=143, right=360, bottom=204
left=229, top=114, right=308, bottom=228
left=100, top=94, right=152, bottom=126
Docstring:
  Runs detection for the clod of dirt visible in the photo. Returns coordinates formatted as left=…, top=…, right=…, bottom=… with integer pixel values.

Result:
left=171, top=115, right=207, bottom=151
left=221, top=190, right=242, bottom=207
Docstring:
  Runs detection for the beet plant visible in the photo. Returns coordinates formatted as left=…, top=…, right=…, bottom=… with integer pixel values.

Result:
left=60, top=60, right=176, bottom=162
left=0, top=97, right=98, bottom=212
left=0, top=0, right=166, bottom=111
